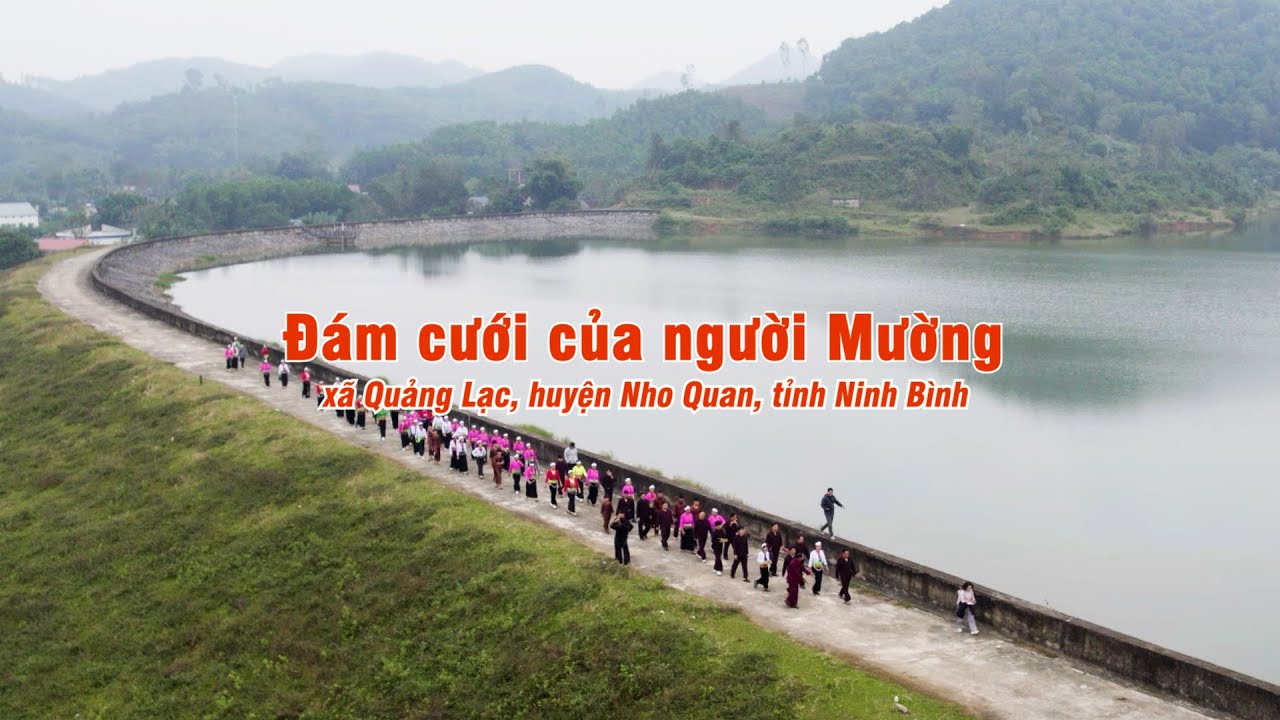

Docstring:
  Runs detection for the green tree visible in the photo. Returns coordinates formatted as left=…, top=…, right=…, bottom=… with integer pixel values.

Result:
left=96, top=192, right=150, bottom=227
left=409, top=161, right=467, bottom=215
left=937, top=126, right=974, bottom=159
left=484, top=188, right=526, bottom=214
left=525, top=157, right=582, bottom=210
left=275, top=152, right=332, bottom=181
left=0, top=228, right=39, bottom=270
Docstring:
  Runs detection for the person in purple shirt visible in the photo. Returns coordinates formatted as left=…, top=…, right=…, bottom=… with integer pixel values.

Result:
left=785, top=549, right=812, bottom=609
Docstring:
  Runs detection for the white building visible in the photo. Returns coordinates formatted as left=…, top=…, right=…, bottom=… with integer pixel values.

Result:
left=55, top=224, right=136, bottom=246
left=0, top=202, right=39, bottom=229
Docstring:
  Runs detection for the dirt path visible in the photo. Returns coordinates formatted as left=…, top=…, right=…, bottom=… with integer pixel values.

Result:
left=40, top=250, right=1218, bottom=720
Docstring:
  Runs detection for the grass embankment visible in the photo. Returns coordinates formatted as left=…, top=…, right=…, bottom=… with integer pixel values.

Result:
left=0, top=257, right=974, bottom=720
left=634, top=187, right=1248, bottom=239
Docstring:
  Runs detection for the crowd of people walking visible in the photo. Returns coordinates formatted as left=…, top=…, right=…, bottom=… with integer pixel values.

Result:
left=227, top=343, right=981, bottom=631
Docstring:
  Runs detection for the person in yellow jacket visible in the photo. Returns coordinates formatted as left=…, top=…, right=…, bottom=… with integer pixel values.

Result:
left=568, top=461, right=587, bottom=492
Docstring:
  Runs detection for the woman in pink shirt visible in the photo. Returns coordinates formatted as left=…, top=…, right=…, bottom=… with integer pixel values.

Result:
left=585, top=463, right=601, bottom=505
left=523, top=446, right=537, bottom=478
left=509, top=455, right=524, bottom=494
left=259, top=358, right=272, bottom=386
left=678, top=507, right=696, bottom=553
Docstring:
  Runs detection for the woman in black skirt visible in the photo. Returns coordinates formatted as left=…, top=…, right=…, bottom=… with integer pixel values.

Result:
left=524, top=465, right=539, bottom=500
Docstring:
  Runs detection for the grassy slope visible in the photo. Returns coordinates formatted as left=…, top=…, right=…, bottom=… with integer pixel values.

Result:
left=629, top=188, right=1280, bottom=239
left=0, top=255, right=973, bottom=719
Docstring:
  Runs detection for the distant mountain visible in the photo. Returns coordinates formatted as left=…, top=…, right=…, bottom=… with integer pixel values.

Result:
left=426, top=65, right=644, bottom=123
left=269, top=53, right=482, bottom=89
left=719, top=51, right=815, bottom=86
left=27, top=57, right=270, bottom=112
left=23, top=53, right=484, bottom=112
left=79, top=67, right=644, bottom=170
left=0, top=80, right=91, bottom=117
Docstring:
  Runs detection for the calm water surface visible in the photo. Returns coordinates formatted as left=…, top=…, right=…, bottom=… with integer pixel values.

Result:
left=173, top=222, right=1280, bottom=683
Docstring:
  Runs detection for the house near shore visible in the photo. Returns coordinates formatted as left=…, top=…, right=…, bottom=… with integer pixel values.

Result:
left=0, top=201, right=40, bottom=228
left=55, top=223, right=136, bottom=246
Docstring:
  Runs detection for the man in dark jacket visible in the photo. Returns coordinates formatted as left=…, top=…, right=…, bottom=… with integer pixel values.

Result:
left=710, top=520, right=728, bottom=575
left=766, top=524, right=783, bottom=576
left=819, top=487, right=844, bottom=537
left=836, top=549, right=858, bottom=603
left=611, top=512, right=633, bottom=565
left=655, top=502, right=673, bottom=551
left=730, top=527, right=750, bottom=582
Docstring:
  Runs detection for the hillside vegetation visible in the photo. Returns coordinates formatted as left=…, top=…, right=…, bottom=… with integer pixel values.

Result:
left=0, top=257, right=972, bottom=719
left=624, top=0, right=1280, bottom=234
left=0, top=66, right=647, bottom=205
left=5, top=0, right=1280, bottom=238
left=813, top=0, right=1280, bottom=152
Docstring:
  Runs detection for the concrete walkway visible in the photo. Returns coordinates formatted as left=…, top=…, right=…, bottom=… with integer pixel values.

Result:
left=40, top=250, right=1218, bottom=720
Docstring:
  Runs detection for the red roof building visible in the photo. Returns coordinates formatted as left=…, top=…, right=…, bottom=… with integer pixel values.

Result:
left=37, top=237, right=89, bottom=252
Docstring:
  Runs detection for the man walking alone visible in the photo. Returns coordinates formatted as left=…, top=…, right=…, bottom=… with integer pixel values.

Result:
left=819, top=487, right=844, bottom=537
left=611, top=512, right=633, bottom=565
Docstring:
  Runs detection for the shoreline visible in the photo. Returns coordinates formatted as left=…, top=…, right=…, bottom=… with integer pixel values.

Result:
left=636, top=192, right=1280, bottom=241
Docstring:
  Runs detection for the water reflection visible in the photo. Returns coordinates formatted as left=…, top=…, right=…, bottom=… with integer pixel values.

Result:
left=171, top=224, right=1280, bottom=683
left=470, top=237, right=584, bottom=260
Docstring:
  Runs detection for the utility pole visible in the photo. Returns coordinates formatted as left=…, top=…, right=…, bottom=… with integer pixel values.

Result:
left=232, top=92, right=240, bottom=165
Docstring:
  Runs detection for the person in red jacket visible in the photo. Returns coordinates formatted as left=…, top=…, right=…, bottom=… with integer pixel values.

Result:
left=785, top=549, right=812, bottom=608
left=563, top=473, right=580, bottom=515
left=545, top=464, right=562, bottom=507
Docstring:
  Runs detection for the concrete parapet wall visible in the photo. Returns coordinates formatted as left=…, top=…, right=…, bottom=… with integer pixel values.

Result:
left=89, top=214, right=1279, bottom=720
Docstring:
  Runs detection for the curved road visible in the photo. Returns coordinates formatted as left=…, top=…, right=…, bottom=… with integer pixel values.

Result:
left=39, top=249, right=1217, bottom=720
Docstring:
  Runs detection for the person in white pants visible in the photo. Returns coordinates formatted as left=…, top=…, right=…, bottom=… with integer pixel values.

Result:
left=955, top=581, right=978, bottom=635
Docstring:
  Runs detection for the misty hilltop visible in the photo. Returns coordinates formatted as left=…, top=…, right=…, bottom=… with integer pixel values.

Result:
left=15, top=53, right=486, bottom=112
left=2, top=0, right=1279, bottom=241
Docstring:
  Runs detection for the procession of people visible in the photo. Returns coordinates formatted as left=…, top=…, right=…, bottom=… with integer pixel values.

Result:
left=230, top=344, right=980, bottom=631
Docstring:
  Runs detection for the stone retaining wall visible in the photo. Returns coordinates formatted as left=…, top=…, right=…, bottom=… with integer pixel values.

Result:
left=90, top=216, right=1279, bottom=720
left=93, top=210, right=657, bottom=307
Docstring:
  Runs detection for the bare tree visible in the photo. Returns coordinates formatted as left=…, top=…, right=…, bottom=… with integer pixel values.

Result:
left=184, top=67, right=204, bottom=91
left=680, top=64, right=696, bottom=89
left=796, top=38, right=811, bottom=78
left=779, top=41, right=792, bottom=70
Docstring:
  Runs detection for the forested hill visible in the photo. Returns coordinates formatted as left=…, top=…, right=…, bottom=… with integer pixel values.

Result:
left=97, top=66, right=643, bottom=169
left=0, top=66, right=649, bottom=202
left=812, top=0, right=1280, bottom=152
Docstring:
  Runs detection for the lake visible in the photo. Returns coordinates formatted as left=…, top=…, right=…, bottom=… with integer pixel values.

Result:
left=172, top=220, right=1280, bottom=684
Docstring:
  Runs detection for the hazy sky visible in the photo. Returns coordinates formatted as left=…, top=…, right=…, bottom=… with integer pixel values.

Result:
left=2, top=0, right=946, bottom=88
